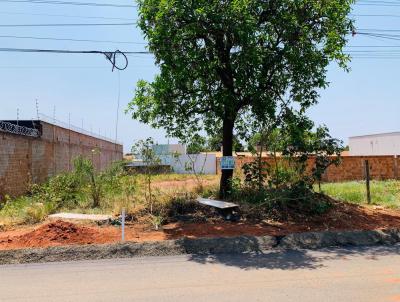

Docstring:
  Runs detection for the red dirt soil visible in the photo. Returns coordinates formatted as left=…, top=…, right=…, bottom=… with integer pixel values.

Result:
left=1, top=203, right=400, bottom=251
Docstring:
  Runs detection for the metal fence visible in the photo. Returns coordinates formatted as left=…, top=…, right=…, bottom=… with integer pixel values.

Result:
left=0, top=120, right=40, bottom=137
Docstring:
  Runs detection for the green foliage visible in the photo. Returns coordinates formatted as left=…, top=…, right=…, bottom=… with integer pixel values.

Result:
left=148, top=214, right=165, bottom=231
left=320, top=180, right=400, bottom=208
left=185, top=134, right=207, bottom=154
left=100, top=160, right=129, bottom=196
left=242, top=160, right=268, bottom=189
left=0, top=157, right=137, bottom=225
left=235, top=111, right=343, bottom=216
left=73, top=156, right=102, bottom=208
left=207, top=133, right=244, bottom=152
left=129, top=0, right=354, bottom=138
left=24, top=202, right=57, bottom=224
left=183, top=133, right=245, bottom=153
left=0, top=196, right=33, bottom=224
left=132, top=138, right=161, bottom=167
left=228, top=179, right=333, bottom=220
left=31, top=173, right=83, bottom=210
left=127, top=0, right=354, bottom=194
left=278, top=111, right=343, bottom=187
left=243, top=111, right=343, bottom=190
left=132, top=138, right=161, bottom=214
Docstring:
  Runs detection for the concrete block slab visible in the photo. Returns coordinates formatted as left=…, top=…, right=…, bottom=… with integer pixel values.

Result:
left=48, top=213, right=112, bottom=223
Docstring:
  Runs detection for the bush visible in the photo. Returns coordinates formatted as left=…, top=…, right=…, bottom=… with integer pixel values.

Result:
left=0, top=156, right=138, bottom=226
left=73, top=156, right=103, bottom=208
left=227, top=176, right=333, bottom=221
left=24, top=202, right=57, bottom=224
left=31, top=173, right=83, bottom=209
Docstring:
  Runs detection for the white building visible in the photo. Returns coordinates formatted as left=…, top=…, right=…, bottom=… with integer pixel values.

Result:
left=152, top=144, right=217, bottom=174
left=160, top=153, right=217, bottom=175
left=349, top=132, right=400, bottom=156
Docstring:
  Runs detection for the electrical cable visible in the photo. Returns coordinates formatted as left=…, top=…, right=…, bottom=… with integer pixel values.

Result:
left=0, top=0, right=136, bottom=8
left=0, top=11, right=136, bottom=21
left=0, top=34, right=146, bottom=44
left=0, top=22, right=136, bottom=27
left=0, top=48, right=150, bottom=71
left=0, top=47, right=149, bottom=54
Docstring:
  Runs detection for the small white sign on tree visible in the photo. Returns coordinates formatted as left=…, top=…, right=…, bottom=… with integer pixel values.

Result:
left=221, top=156, right=235, bottom=170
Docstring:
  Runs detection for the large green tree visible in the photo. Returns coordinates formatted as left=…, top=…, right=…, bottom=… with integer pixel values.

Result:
left=127, top=0, right=354, bottom=198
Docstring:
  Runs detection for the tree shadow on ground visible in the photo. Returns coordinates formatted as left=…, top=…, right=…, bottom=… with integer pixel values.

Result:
left=183, top=244, right=400, bottom=271
left=187, top=250, right=325, bottom=270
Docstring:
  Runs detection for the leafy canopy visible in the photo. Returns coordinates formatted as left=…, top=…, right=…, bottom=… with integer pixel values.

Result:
left=127, top=0, right=354, bottom=142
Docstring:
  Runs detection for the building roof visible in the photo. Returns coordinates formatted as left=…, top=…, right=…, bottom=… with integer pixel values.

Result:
left=349, top=132, right=400, bottom=139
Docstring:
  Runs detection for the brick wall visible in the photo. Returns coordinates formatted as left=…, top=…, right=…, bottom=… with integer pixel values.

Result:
left=216, top=155, right=400, bottom=182
left=0, top=121, right=123, bottom=199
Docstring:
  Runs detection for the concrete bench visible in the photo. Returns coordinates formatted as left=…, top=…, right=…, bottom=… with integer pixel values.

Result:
left=197, top=198, right=240, bottom=221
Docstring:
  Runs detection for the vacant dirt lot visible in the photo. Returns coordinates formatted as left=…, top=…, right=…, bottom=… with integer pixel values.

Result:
left=1, top=202, right=400, bottom=251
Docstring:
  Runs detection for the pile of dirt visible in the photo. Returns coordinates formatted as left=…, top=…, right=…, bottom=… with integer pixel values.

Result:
left=19, top=221, right=95, bottom=245
left=0, top=220, right=166, bottom=250
left=0, top=221, right=110, bottom=250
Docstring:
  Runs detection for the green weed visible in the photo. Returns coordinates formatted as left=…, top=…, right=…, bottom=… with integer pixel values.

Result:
left=319, top=180, right=400, bottom=208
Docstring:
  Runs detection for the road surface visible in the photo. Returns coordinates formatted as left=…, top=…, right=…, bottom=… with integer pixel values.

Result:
left=1, top=245, right=400, bottom=302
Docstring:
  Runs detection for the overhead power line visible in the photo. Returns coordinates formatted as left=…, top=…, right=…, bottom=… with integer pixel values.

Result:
left=358, top=28, right=400, bottom=33
left=0, top=11, right=136, bottom=21
left=0, top=34, right=147, bottom=45
left=353, top=14, right=400, bottom=18
left=356, top=32, right=400, bottom=42
left=0, top=65, right=109, bottom=69
left=351, top=56, right=400, bottom=58
left=0, top=48, right=149, bottom=54
left=356, top=0, right=400, bottom=7
left=357, top=3, right=400, bottom=7
left=346, top=50, right=400, bottom=53
left=0, top=48, right=150, bottom=71
left=0, top=22, right=136, bottom=27
left=346, top=45, right=400, bottom=47
left=0, top=0, right=136, bottom=8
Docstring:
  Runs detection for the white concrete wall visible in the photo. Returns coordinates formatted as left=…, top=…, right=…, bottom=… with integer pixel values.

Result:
left=152, top=144, right=186, bottom=156
left=349, top=133, right=400, bottom=156
left=159, top=154, right=217, bottom=175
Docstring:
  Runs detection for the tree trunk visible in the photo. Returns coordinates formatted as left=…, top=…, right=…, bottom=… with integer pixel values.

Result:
left=219, top=118, right=234, bottom=199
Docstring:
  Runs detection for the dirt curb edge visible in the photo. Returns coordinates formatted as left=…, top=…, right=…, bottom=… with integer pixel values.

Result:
left=1, top=228, right=400, bottom=265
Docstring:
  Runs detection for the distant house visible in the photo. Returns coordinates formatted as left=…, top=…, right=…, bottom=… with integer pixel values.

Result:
left=349, top=132, right=400, bottom=156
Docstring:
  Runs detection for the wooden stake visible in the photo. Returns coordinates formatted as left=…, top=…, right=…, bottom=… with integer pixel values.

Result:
left=365, top=160, right=371, bottom=204
left=121, top=208, right=125, bottom=242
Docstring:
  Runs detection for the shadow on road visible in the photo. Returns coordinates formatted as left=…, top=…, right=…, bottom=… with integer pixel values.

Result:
left=184, top=244, right=400, bottom=271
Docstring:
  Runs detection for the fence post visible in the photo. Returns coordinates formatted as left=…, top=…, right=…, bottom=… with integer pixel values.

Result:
left=394, top=155, right=399, bottom=180
left=365, top=160, right=371, bottom=204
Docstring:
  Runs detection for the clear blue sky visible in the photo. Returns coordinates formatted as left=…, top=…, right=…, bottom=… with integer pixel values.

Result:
left=1, top=1, right=399, bottom=152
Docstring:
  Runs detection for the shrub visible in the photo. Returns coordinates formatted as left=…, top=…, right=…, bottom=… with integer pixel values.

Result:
left=131, top=138, right=161, bottom=215
left=28, top=172, right=83, bottom=211
left=24, top=202, right=57, bottom=224
left=73, top=156, right=102, bottom=208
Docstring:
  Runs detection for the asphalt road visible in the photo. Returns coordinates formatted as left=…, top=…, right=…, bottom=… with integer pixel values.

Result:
left=1, top=245, right=400, bottom=302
